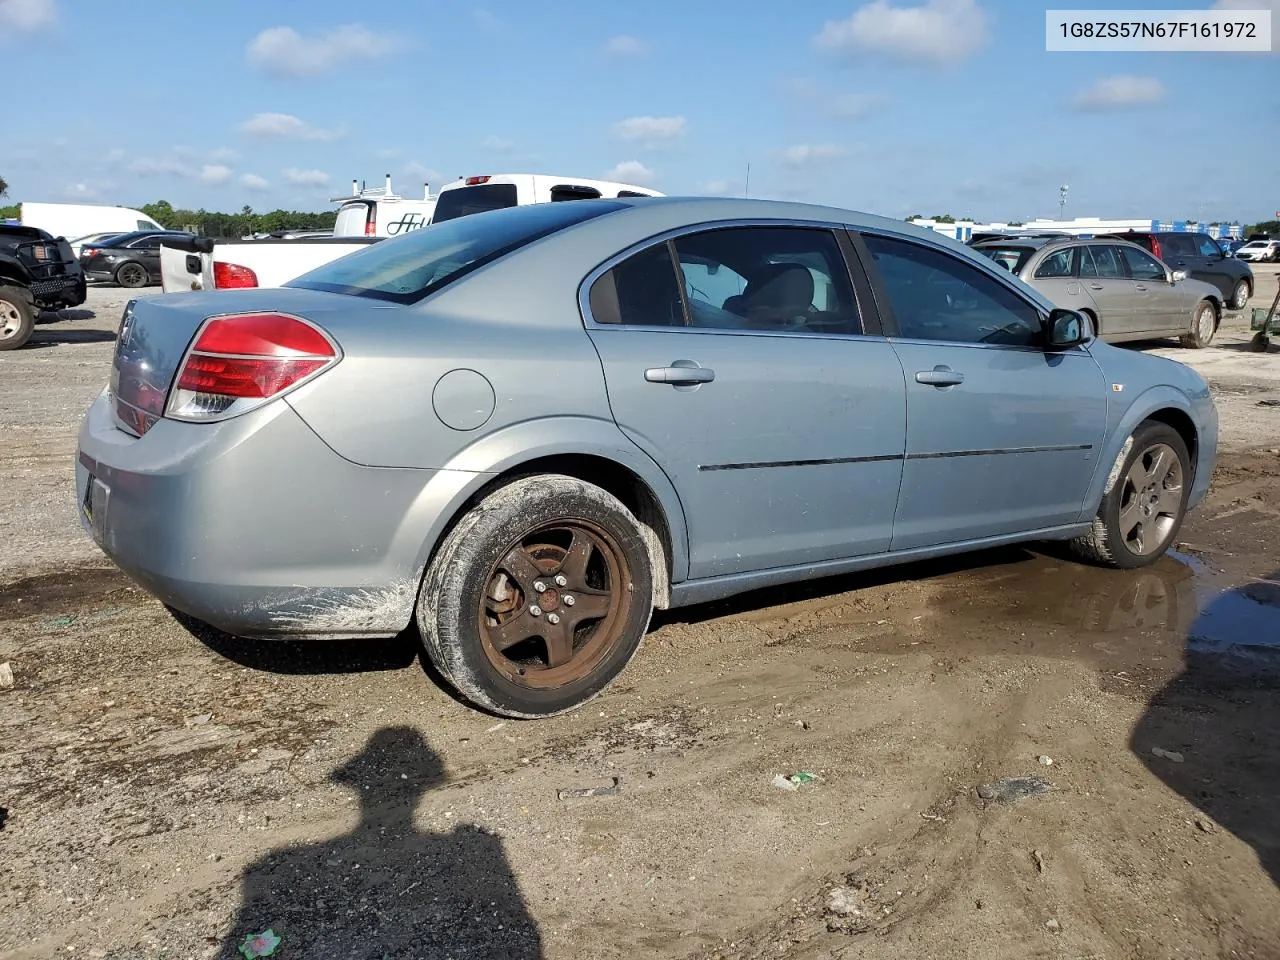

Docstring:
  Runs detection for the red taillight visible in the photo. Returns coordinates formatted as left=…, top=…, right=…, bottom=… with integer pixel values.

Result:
left=365, top=205, right=377, bottom=236
left=465, top=175, right=491, bottom=185
left=168, top=313, right=338, bottom=421
left=213, top=261, right=259, bottom=289
left=1149, top=235, right=1162, bottom=259
left=82, top=247, right=97, bottom=259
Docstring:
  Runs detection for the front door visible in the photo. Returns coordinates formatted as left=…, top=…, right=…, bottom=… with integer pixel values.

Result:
left=855, top=231, right=1109, bottom=551
left=583, top=224, right=907, bottom=580
left=1118, top=243, right=1182, bottom=333
left=1079, top=244, right=1145, bottom=337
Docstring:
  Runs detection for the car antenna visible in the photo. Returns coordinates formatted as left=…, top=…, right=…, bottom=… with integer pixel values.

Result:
left=744, top=161, right=750, bottom=198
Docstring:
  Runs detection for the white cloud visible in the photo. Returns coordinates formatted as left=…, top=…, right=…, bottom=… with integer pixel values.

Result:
left=198, top=164, right=234, bottom=185
left=403, top=161, right=446, bottom=185
left=780, top=144, right=847, bottom=167
left=612, top=115, right=687, bottom=145
left=240, top=173, right=270, bottom=191
left=481, top=134, right=516, bottom=152
left=208, top=146, right=239, bottom=163
left=63, top=182, right=97, bottom=199
left=282, top=167, right=330, bottom=187
left=247, top=24, right=397, bottom=78
left=129, top=155, right=191, bottom=177
left=102, top=147, right=126, bottom=164
left=239, top=112, right=341, bottom=141
left=1074, top=75, right=1166, bottom=110
left=0, top=0, right=55, bottom=35
left=815, top=0, right=988, bottom=65
left=603, top=160, right=656, bottom=185
left=603, top=34, right=647, bottom=58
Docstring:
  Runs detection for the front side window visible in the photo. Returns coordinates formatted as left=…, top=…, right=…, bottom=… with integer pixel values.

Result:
left=1119, top=245, right=1167, bottom=281
left=1033, top=247, right=1076, bottom=279
left=291, top=199, right=624, bottom=303
left=862, top=233, right=1042, bottom=347
left=1079, top=246, right=1124, bottom=278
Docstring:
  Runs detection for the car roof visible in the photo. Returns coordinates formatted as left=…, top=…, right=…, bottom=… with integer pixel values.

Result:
left=101, top=229, right=190, bottom=244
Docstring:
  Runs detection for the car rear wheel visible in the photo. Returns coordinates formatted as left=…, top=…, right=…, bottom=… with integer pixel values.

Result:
left=0, top=286, right=35, bottom=351
left=115, top=262, right=148, bottom=288
left=1179, top=300, right=1217, bottom=349
left=417, top=474, right=654, bottom=718
left=1229, top=279, right=1251, bottom=311
left=1069, top=421, right=1191, bottom=569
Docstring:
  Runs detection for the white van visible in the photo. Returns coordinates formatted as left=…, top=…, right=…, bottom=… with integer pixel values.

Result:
left=431, top=173, right=663, bottom=223
left=20, top=202, right=163, bottom=241
left=331, top=175, right=439, bottom=238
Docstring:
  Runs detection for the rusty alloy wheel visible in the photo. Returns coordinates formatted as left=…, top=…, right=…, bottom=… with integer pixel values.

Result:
left=478, top=520, right=629, bottom=688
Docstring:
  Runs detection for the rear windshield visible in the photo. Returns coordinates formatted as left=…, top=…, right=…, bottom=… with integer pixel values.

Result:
left=334, top=202, right=372, bottom=237
left=432, top=183, right=519, bottom=223
left=288, top=199, right=626, bottom=304
left=974, top=245, right=1034, bottom=274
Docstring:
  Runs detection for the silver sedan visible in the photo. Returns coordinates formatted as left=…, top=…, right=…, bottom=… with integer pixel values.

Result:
left=973, top=237, right=1223, bottom=348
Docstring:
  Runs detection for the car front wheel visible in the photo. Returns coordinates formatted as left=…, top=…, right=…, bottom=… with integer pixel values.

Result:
left=1180, top=300, right=1217, bottom=349
left=0, top=286, right=36, bottom=351
left=1070, top=421, right=1191, bottom=569
left=417, top=474, right=654, bottom=718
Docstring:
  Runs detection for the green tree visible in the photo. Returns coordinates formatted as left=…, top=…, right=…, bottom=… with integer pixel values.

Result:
left=0, top=173, right=8, bottom=197
left=932, top=213, right=956, bottom=224
left=906, top=214, right=923, bottom=222
left=1246, top=220, right=1279, bottom=236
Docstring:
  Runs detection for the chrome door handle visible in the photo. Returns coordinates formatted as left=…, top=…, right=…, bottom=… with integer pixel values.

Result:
left=645, top=363, right=715, bottom=385
left=1134, top=284, right=1148, bottom=291
left=1089, top=283, right=1104, bottom=290
left=915, top=366, right=964, bottom=387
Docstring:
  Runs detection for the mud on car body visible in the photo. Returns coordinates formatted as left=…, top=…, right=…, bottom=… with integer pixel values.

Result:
left=76, top=196, right=1219, bottom=718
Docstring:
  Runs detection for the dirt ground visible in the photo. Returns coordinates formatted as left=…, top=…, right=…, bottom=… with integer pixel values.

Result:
left=1, top=273, right=1278, bottom=960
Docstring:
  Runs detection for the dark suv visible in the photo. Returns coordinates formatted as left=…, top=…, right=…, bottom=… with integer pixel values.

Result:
left=1100, top=230, right=1253, bottom=311
left=80, top=229, right=194, bottom=288
left=0, top=224, right=88, bottom=351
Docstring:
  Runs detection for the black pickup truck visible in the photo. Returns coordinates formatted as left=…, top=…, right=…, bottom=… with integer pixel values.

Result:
left=0, top=223, right=87, bottom=350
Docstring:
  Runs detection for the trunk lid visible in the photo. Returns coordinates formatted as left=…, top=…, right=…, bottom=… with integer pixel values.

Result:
left=109, top=287, right=381, bottom=437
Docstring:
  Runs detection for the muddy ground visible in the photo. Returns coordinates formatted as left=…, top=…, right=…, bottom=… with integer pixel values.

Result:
left=1, top=276, right=1278, bottom=960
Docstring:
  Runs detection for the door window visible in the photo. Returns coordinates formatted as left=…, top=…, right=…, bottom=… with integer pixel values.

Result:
left=1033, top=247, right=1076, bottom=279
left=588, top=226, right=863, bottom=334
left=1160, top=234, right=1197, bottom=258
left=1195, top=234, right=1224, bottom=258
left=1119, top=245, right=1167, bottom=281
left=1079, top=246, right=1124, bottom=278
left=861, top=233, right=1042, bottom=347
left=128, top=236, right=162, bottom=250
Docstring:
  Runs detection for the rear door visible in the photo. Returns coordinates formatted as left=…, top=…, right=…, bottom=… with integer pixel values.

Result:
left=1027, top=245, right=1092, bottom=312
left=1117, top=243, right=1180, bottom=334
left=584, top=222, right=908, bottom=580
left=854, top=230, right=1108, bottom=550
left=1079, top=244, right=1143, bottom=338
left=127, top=234, right=166, bottom=279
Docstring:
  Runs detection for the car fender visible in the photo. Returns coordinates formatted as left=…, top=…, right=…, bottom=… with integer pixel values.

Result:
left=405, top=415, right=692, bottom=586
left=1079, top=384, right=1201, bottom=520
left=0, top=253, right=33, bottom=286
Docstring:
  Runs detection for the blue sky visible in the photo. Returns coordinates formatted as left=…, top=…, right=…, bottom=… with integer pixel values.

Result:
left=0, top=0, right=1276, bottom=223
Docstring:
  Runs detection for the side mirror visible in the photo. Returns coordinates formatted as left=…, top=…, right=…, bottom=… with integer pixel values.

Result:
left=1171, top=269, right=1189, bottom=282
left=1045, top=308, right=1091, bottom=349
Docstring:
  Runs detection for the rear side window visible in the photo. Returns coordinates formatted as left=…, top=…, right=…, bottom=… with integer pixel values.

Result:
left=1033, top=248, right=1076, bottom=279
left=432, top=184, right=520, bottom=223
left=1079, top=246, right=1124, bottom=278
left=290, top=199, right=625, bottom=304
left=589, top=244, right=684, bottom=326
left=975, top=245, right=1033, bottom=274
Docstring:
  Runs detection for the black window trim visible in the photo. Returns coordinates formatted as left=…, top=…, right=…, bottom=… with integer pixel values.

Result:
left=847, top=227, right=1069, bottom=354
left=577, top=217, right=884, bottom=341
left=1116, top=242, right=1168, bottom=282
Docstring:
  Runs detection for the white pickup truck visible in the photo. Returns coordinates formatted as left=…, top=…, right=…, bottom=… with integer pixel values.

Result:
left=160, top=172, right=664, bottom=293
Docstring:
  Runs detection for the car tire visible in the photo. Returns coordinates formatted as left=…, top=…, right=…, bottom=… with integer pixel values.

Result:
left=1069, top=421, right=1192, bottom=570
left=115, top=262, right=148, bottom=289
left=0, top=285, right=36, bottom=351
left=1179, top=300, right=1217, bottom=349
left=417, top=474, right=654, bottom=718
left=1229, top=279, right=1251, bottom=311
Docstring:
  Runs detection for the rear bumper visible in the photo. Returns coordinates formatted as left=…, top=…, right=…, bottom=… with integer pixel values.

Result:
left=75, top=389, right=482, bottom=639
left=84, top=269, right=117, bottom=282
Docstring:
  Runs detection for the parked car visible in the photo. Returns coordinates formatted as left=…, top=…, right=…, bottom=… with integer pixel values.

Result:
left=972, top=236, right=1223, bottom=347
left=76, top=197, right=1218, bottom=717
left=1217, top=238, right=1247, bottom=256
left=68, top=231, right=123, bottom=259
left=1235, top=239, right=1280, bottom=263
left=1099, top=230, right=1253, bottom=310
left=0, top=223, right=87, bottom=350
left=80, top=230, right=195, bottom=288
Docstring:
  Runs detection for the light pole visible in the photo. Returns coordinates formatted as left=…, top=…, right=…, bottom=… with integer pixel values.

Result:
left=1059, top=184, right=1069, bottom=221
